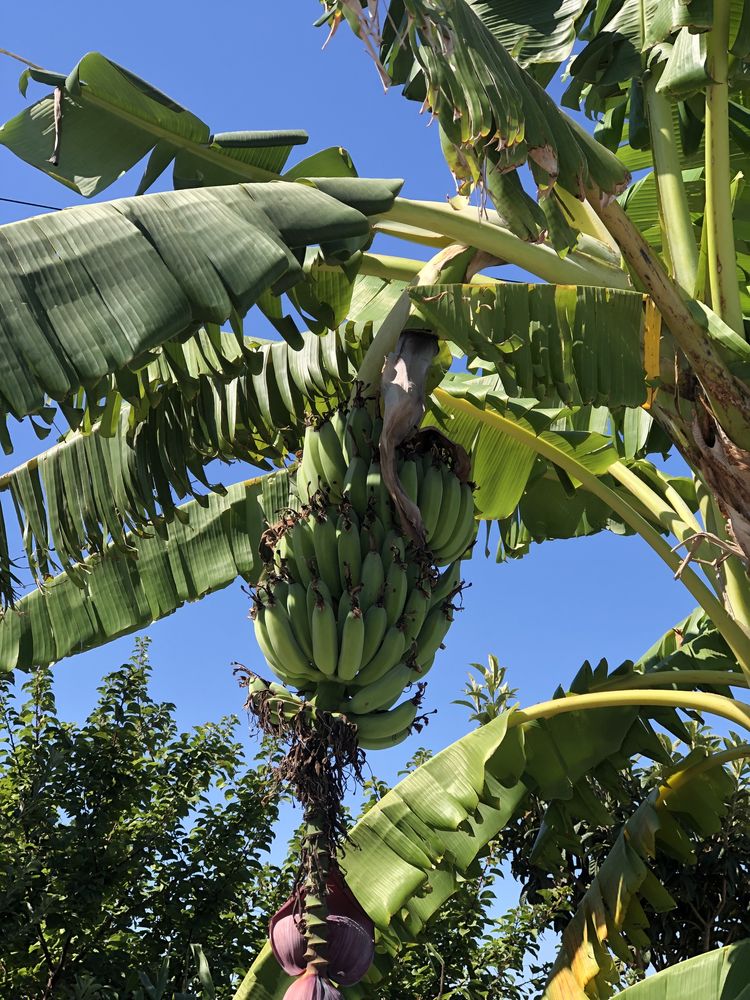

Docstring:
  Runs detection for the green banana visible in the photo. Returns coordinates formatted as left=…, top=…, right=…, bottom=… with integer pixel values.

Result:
left=430, top=467, right=461, bottom=554
left=292, top=516, right=317, bottom=588
left=244, top=672, right=272, bottom=698
left=414, top=604, right=453, bottom=668
left=337, top=589, right=353, bottom=635
left=430, top=560, right=463, bottom=608
left=312, top=513, right=341, bottom=599
left=360, top=604, right=388, bottom=668
left=337, top=513, right=362, bottom=592
left=337, top=608, right=365, bottom=681
left=286, top=582, right=313, bottom=661
left=399, top=459, right=419, bottom=506
left=436, top=482, right=476, bottom=565
left=356, top=726, right=414, bottom=751
left=254, top=615, right=315, bottom=690
left=400, top=585, right=432, bottom=646
left=348, top=661, right=413, bottom=713
left=298, top=424, right=322, bottom=503
left=344, top=403, right=372, bottom=461
left=366, top=462, right=393, bottom=528
left=273, top=529, right=299, bottom=582
left=349, top=696, right=419, bottom=741
left=317, top=417, right=348, bottom=501
left=252, top=607, right=286, bottom=677
left=265, top=682, right=306, bottom=724
left=262, top=594, right=316, bottom=680
left=353, top=625, right=406, bottom=687
left=381, top=530, right=405, bottom=575
left=358, top=549, right=385, bottom=611
left=342, top=456, right=368, bottom=512
left=310, top=583, right=339, bottom=677
left=417, top=461, right=444, bottom=543
left=361, top=515, right=385, bottom=554
left=383, top=561, right=408, bottom=627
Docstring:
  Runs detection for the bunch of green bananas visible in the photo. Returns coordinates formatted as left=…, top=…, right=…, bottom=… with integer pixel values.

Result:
left=250, top=402, right=476, bottom=750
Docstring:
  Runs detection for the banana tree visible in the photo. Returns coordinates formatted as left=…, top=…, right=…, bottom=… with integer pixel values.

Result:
left=0, top=7, right=749, bottom=994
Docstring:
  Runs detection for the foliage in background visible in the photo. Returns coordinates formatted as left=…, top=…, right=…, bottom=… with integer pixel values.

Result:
left=0, top=639, right=286, bottom=999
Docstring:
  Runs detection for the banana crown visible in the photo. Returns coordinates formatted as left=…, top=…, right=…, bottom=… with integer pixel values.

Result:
left=250, top=399, right=476, bottom=749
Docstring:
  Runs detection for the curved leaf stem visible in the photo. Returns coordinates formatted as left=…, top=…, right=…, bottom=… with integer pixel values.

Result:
left=644, top=67, right=698, bottom=292
left=435, top=388, right=750, bottom=678
left=657, top=743, right=750, bottom=796
left=358, top=252, right=421, bottom=281
left=608, top=462, right=698, bottom=542
left=592, top=670, right=748, bottom=692
left=705, top=0, right=744, bottom=334
left=607, top=461, right=720, bottom=591
left=704, top=489, right=750, bottom=630
left=511, top=689, right=750, bottom=733
left=381, top=199, right=634, bottom=289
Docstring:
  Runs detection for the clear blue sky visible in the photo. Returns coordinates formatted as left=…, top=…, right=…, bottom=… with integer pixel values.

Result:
left=0, top=3, right=697, bottom=788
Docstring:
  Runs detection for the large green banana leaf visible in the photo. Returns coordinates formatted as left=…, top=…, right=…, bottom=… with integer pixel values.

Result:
left=0, top=474, right=280, bottom=674
left=411, top=282, right=648, bottom=408
left=611, top=940, right=750, bottom=999
left=0, top=272, right=406, bottom=604
left=1, top=52, right=348, bottom=196
left=0, top=323, right=364, bottom=589
left=430, top=372, right=620, bottom=521
left=567, top=0, right=748, bottom=114
left=0, top=178, right=397, bottom=433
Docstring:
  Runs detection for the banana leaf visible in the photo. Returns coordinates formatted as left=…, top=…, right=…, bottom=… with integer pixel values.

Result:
left=378, top=0, right=586, bottom=85
left=411, top=282, right=648, bottom=409
left=5, top=53, right=336, bottom=196
left=0, top=322, right=365, bottom=590
left=0, top=179, right=397, bottom=433
left=0, top=474, right=281, bottom=674
left=428, top=372, right=619, bottom=521
left=610, top=940, right=750, bottom=999
left=544, top=750, right=744, bottom=1000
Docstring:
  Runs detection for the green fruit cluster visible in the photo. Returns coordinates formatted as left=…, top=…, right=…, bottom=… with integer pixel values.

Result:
left=250, top=402, right=475, bottom=750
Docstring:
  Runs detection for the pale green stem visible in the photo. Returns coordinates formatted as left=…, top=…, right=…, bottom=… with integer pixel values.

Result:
left=609, top=462, right=698, bottom=543
left=644, top=68, right=698, bottom=292
left=593, top=669, right=748, bottom=692
left=608, top=461, right=719, bottom=591
left=632, top=464, right=703, bottom=536
left=705, top=0, right=744, bottom=334
left=708, top=494, right=750, bottom=630
left=358, top=252, right=422, bottom=281
left=658, top=743, right=750, bottom=794
left=437, top=388, right=750, bottom=677
left=511, top=689, right=750, bottom=733
left=373, top=219, right=450, bottom=249
left=381, top=199, right=634, bottom=289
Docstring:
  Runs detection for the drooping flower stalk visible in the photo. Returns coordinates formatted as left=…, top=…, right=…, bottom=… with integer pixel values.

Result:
left=300, top=804, right=331, bottom=976
left=241, top=676, right=373, bottom=993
